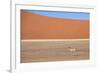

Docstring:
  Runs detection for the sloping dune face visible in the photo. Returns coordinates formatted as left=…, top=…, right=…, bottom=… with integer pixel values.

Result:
left=21, top=10, right=89, bottom=39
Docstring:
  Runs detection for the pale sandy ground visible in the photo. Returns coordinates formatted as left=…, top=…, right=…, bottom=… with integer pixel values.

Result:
left=21, top=39, right=89, bottom=63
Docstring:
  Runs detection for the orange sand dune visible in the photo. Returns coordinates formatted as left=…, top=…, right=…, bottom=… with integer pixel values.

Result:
left=21, top=10, right=89, bottom=39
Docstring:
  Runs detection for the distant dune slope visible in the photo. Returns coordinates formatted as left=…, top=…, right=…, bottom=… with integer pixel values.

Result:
left=21, top=10, right=89, bottom=39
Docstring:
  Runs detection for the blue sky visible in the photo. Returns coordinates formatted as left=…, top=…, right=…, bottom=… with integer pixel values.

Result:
left=27, top=10, right=89, bottom=20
